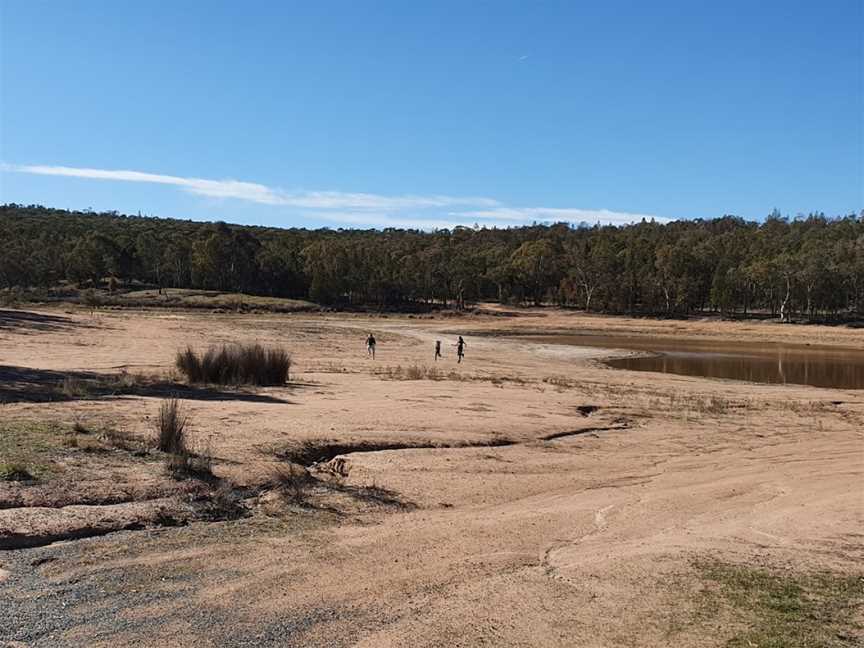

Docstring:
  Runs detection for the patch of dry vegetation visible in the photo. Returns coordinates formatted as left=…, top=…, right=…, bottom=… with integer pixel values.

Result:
left=176, top=343, right=291, bottom=386
left=542, top=375, right=579, bottom=389
left=107, top=288, right=316, bottom=313
left=0, top=421, right=66, bottom=483
left=372, top=364, right=458, bottom=381
left=0, top=418, right=154, bottom=496
left=372, top=363, right=529, bottom=386
left=156, top=398, right=188, bottom=454
left=271, top=464, right=314, bottom=505
left=0, top=463, right=35, bottom=482
left=192, top=482, right=248, bottom=521
left=58, top=369, right=169, bottom=400
left=689, top=559, right=864, bottom=647
left=154, top=398, right=213, bottom=479
left=262, top=460, right=413, bottom=514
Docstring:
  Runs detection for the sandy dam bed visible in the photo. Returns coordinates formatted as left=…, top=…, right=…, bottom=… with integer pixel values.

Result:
left=0, top=306, right=862, bottom=646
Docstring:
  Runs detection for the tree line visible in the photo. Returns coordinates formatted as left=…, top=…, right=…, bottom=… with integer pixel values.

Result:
left=1, top=204, right=862, bottom=321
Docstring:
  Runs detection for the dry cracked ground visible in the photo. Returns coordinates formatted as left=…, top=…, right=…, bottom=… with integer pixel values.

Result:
left=1, top=306, right=862, bottom=647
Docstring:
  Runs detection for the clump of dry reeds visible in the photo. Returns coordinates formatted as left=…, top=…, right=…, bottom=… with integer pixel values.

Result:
left=175, top=343, right=291, bottom=386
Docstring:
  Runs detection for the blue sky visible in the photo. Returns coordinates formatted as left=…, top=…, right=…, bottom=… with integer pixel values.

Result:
left=1, top=0, right=861, bottom=229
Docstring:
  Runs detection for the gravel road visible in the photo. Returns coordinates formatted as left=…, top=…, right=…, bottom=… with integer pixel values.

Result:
left=1, top=527, right=354, bottom=648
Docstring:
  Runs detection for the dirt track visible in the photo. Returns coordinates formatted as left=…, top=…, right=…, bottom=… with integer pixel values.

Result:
left=1, top=307, right=862, bottom=646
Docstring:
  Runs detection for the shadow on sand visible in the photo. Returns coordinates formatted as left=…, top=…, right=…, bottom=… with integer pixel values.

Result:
left=0, top=365, right=302, bottom=404
left=0, top=309, right=99, bottom=334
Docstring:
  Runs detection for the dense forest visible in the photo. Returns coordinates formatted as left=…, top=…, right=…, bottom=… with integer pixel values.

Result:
left=1, top=204, right=862, bottom=320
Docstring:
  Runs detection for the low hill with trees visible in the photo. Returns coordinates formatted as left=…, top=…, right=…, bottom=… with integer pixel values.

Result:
left=1, top=204, right=861, bottom=321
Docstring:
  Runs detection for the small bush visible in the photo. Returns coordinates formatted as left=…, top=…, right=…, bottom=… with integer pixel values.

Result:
left=166, top=451, right=212, bottom=480
left=195, top=483, right=247, bottom=520
left=0, top=287, right=22, bottom=308
left=404, top=365, right=424, bottom=380
left=108, top=369, right=152, bottom=390
left=692, top=395, right=732, bottom=415
left=156, top=398, right=187, bottom=454
left=175, top=343, right=291, bottom=386
left=0, top=462, right=35, bottom=482
left=175, top=347, right=198, bottom=380
left=157, top=401, right=214, bottom=480
left=81, top=288, right=102, bottom=313
left=272, top=464, right=314, bottom=504
left=60, top=376, right=93, bottom=398
left=100, top=428, right=143, bottom=453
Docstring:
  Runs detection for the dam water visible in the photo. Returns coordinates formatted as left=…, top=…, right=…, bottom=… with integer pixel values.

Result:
left=522, top=334, right=864, bottom=390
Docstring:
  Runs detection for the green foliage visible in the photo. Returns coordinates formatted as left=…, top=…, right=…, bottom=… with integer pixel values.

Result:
left=694, top=559, right=863, bottom=647
left=2, top=204, right=862, bottom=319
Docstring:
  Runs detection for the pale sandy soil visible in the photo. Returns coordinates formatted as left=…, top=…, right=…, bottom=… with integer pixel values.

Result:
left=0, top=306, right=862, bottom=647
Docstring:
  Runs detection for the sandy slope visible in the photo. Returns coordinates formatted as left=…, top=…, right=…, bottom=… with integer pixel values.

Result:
left=0, top=307, right=861, bottom=646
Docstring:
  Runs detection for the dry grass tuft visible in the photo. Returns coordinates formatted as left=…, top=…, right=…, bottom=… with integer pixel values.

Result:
left=72, top=420, right=91, bottom=435
left=155, top=401, right=214, bottom=479
left=108, top=369, right=154, bottom=390
left=0, top=462, right=36, bottom=482
left=60, top=376, right=94, bottom=398
left=100, top=428, right=144, bottom=453
left=372, top=364, right=441, bottom=380
left=176, top=343, right=291, bottom=386
left=166, top=451, right=212, bottom=480
left=271, top=464, right=314, bottom=505
left=691, top=395, right=733, bottom=415
left=542, top=375, right=579, bottom=389
left=373, top=364, right=525, bottom=385
left=156, top=398, right=187, bottom=454
left=194, top=483, right=247, bottom=520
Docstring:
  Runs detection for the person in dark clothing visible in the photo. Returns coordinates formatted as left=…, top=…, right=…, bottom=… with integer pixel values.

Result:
left=455, top=336, right=466, bottom=363
left=434, top=340, right=442, bottom=361
left=366, top=333, right=376, bottom=359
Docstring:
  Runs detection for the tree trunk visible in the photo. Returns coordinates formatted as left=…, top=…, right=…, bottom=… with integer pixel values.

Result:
left=779, top=276, right=791, bottom=322
left=584, top=285, right=594, bottom=313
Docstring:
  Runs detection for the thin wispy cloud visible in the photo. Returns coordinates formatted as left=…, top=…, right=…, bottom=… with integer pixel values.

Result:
left=2, top=162, right=670, bottom=229
left=281, top=191, right=499, bottom=210
left=316, top=211, right=522, bottom=231
left=5, top=164, right=499, bottom=211
left=457, top=206, right=671, bottom=225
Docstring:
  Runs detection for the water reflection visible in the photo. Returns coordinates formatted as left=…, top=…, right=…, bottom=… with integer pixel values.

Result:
left=524, top=334, right=864, bottom=390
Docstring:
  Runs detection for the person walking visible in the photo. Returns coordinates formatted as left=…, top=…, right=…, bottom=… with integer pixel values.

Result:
left=366, top=333, right=376, bottom=359
left=455, top=336, right=466, bottom=363
left=434, top=340, right=442, bottom=361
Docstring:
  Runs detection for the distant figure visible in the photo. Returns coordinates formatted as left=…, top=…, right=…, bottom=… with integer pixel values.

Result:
left=434, top=340, right=442, bottom=361
left=455, top=336, right=466, bottom=363
left=366, top=333, right=376, bottom=359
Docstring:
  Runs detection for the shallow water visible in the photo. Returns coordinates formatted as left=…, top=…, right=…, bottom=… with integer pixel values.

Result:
left=522, top=334, right=864, bottom=390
